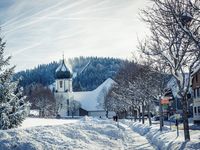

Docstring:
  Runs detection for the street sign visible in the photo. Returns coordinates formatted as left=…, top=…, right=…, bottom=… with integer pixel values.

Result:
left=162, top=104, right=168, bottom=109
left=161, top=97, right=170, bottom=104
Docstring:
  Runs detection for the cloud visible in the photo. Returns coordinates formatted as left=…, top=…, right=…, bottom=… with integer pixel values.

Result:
left=0, top=0, right=150, bottom=71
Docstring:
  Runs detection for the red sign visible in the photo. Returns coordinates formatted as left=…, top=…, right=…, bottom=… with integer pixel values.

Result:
left=161, top=98, right=169, bottom=104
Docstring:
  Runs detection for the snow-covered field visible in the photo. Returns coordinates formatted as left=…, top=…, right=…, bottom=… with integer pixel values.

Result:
left=20, top=117, right=79, bottom=128
left=0, top=117, right=155, bottom=150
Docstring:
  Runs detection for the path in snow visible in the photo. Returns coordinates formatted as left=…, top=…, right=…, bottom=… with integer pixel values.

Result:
left=117, top=122, right=155, bottom=150
left=0, top=117, right=156, bottom=150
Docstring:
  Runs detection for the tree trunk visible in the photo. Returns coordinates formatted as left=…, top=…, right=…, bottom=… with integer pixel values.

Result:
left=142, top=103, right=145, bottom=124
left=106, top=110, right=108, bottom=118
left=134, top=109, right=137, bottom=122
left=147, top=103, right=152, bottom=126
left=138, top=108, right=141, bottom=122
left=182, top=96, right=190, bottom=141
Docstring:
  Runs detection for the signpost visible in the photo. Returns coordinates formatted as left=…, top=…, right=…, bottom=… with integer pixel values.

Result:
left=175, top=114, right=181, bottom=137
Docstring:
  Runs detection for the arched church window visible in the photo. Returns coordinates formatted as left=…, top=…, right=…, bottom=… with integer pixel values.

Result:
left=60, top=81, right=63, bottom=88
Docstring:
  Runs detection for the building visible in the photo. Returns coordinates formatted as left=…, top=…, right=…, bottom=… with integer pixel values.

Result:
left=54, top=57, right=115, bottom=118
left=54, top=58, right=73, bottom=117
left=166, top=75, right=193, bottom=117
left=73, top=78, right=116, bottom=118
left=192, top=67, right=200, bottom=124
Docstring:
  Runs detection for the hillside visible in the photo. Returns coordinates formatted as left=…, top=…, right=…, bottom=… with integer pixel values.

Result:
left=13, top=57, right=125, bottom=91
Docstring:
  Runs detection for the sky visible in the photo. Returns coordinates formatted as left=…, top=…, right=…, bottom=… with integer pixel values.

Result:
left=0, top=0, right=150, bottom=71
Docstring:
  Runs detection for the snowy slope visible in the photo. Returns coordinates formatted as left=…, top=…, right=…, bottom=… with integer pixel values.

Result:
left=73, top=78, right=115, bottom=111
left=0, top=117, right=154, bottom=150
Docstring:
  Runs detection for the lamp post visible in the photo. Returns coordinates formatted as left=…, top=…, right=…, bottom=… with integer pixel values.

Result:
left=159, top=95, right=163, bottom=131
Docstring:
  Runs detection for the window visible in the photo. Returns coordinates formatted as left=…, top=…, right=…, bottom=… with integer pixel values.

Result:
left=193, top=89, right=196, bottom=98
left=194, top=107, right=197, bottom=115
left=197, top=88, right=200, bottom=98
left=198, top=106, right=200, bottom=114
left=60, top=81, right=63, bottom=88
left=67, top=99, right=69, bottom=105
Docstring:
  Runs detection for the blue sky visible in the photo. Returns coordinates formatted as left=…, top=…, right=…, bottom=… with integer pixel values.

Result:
left=0, top=0, right=150, bottom=71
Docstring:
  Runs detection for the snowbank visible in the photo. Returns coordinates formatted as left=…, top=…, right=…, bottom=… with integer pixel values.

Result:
left=121, top=120, right=200, bottom=150
left=20, top=117, right=78, bottom=128
left=0, top=117, right=154, bottom=150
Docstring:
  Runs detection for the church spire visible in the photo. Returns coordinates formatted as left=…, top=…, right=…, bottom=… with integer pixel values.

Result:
left=62, top=52, right=64, bottom=60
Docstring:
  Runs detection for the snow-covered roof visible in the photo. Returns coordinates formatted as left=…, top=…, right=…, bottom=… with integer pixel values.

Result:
left=166, top=74, right=190, bottom=98
left=73, top=78, right=115, bottom=111
left=191, top=65, right=200, bottom=76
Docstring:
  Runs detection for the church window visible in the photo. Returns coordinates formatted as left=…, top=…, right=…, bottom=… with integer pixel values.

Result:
left=60, top=81, right=63, bottom=88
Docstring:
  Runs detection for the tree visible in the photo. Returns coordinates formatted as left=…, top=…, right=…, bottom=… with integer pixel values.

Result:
left=104, top=61, right=161, bottom=122
left=27, top=84, right=56, bottom=117
left=141, top=0, right=200, bottom=140
left=0, top=33, right=29, bottom=130
left=69, top=100, right=81, bottom=118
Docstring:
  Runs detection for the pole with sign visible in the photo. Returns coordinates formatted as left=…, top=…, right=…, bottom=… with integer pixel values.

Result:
left=175, top=114, right=180, bottom=137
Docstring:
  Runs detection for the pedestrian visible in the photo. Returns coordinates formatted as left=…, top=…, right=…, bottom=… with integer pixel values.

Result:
left=116, top=115, right=118, bottom=122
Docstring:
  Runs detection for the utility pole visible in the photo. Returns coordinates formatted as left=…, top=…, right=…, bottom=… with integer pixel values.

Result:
left=159, top=95, right=163, bottom=131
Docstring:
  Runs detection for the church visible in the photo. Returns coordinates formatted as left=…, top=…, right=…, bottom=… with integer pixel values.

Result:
left=54, top=57, right=115, bottom=118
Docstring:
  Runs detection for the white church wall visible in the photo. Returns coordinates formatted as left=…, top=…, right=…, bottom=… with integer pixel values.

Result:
left=55, top=92, right=70, bottom=117
left=56, top=79, right=65, bottom=92
left=56, top=79, right=72, bottom=92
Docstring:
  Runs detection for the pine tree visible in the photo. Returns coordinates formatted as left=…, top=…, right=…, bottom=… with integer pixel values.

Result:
left=0, top=33, right=29, bottom=130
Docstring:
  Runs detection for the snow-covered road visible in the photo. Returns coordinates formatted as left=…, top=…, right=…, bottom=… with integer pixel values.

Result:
left=0, top=117, right=155, bottom=150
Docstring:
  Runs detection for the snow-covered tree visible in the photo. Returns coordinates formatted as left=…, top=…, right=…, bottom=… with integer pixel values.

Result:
left=0, top=34, right=29, bottom=130
left=141, top=0, right=200, bottom=140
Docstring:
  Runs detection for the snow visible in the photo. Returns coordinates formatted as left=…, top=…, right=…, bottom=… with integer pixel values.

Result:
left=29, top=110, right=39, bottom=117
left=121, top=120, right=200, bottom=150
left=74, top=78, right=115, bottom=111
left=167, top=74, right=189, bottom=98
left=0, top=117, right=155, bottom=150
left=1, top=117, right=199, bottom=149
left=192, top=65, right=200, bottom=76
left=20, top=117, right=78, bottom=128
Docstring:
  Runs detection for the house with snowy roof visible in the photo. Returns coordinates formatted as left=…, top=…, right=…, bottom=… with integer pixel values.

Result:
left=166, top=74, right=193, bottom=113
left=54, top=57, right=115, bottom=118
left=191, top=66, right=200, bottom=124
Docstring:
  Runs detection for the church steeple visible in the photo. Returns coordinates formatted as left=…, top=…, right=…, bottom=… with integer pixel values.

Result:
left=55, top=56, right=72, bottom=79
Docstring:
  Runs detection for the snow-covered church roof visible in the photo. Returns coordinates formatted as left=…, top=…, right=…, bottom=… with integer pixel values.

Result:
left=73, top=78, right=116, bottom=111
left=55, top=59, right=72, bottom=79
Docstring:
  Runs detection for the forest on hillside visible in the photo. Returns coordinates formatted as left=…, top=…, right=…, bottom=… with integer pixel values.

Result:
left=13, top=57, right=126, bottom=91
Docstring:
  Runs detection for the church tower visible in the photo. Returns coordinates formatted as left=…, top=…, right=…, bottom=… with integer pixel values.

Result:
left=54, top=56, right=73, bottom=117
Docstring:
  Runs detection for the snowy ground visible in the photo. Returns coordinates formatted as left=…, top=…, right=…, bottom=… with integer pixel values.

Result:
left=0, top=117, right=155, bottom=150
left=121, top=120, right=200, bottom=150
left=1, top=117, right=199, bottom=150
left=20, top=117, right=79, bottom=128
